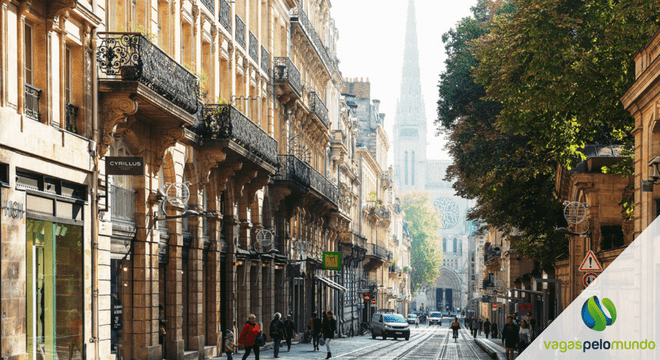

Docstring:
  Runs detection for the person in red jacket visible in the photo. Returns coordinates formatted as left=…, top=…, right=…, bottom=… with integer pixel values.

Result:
left=239, top=314, right=262, bottom=360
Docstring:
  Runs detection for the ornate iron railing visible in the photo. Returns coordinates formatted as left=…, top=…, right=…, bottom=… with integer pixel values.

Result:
left=24, top=83, right=42, bottom=120
left=248, top=31, right=258, bottom=62
left=219, top=0, right=231, bottom=34
left=235, top=15, right=246, bottom=48
left=65, top=103, right=78, bottom=133
left=310, top=92, right=329, bottom=128
left=309, top=166, right=339, bottom=206
left=387, top=251, right=393, bottom=261
left=273, top=57, right=301, bottom=98
left=111, top=185, right=136, bottom=223
left=275, top=155, right=310, bottom=188
left=196, top=104, right=278, bottom=166
left=96, top=33, right=200, bottom=115
left=200, top=0, right=214, bottom=13
left=367, top=244, right=387, bottom=260
left=290, top=6, right=335, bottom=73
left=260, top=46, right=269, bottom=74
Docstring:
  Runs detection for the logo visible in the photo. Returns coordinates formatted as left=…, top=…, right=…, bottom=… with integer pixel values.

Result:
left=581, top=296, right=617, bottom=331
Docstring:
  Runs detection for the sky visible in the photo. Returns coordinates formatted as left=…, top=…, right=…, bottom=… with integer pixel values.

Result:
left=330, top=0, right=476, bottom=163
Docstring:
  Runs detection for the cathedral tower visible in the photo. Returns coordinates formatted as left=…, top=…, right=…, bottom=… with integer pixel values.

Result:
left=393, top=0, right=427, bottom=193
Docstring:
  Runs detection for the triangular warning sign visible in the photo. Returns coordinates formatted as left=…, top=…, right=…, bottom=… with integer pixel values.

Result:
left=578, top=250, right=603, bottom=271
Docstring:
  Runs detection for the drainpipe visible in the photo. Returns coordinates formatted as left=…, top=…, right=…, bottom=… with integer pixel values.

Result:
left=91, top=27, right=100, bottom=360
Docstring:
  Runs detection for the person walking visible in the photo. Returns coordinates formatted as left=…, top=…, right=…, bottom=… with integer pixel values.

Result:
left=269, top=313, right=285, bottom=358
left=450, top=318, right=460, bottom=342
left=490, top=321, right=498, bottom=339
left=478, top=319, right=483, bottom=336
left=470, top=317, right=479, bottom=338
left=483, top=319, right=491, bottom=339
left=283, top=315, right=296, bottom=352
left=224, top=330, right=235, bottom=360
left=309, top=312, right=322, bottom=351
left=518, top=320, right=532, bottom=354
left=239, top=314, right=262, bottom=360
left=501, top=316, right=519, bottom=360
left=322, top=311, right=337, bottom=359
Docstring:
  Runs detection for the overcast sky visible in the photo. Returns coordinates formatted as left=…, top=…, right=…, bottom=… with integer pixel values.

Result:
left=330, top=0, right=475, bottom=163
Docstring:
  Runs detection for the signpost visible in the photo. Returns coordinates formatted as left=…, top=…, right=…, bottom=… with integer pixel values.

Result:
left=322, top=251, right=341, bottom=270
left=579, top=250, right=603, bottom=272
left=583, top=272, right=599, bottom=288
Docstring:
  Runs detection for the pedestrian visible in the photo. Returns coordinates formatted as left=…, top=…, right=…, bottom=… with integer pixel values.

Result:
left=518, top=320, right=532, bottom=354
left=470, top=317, right=479, bottom=338
left=283, top=315, right=296, bottom=352
left=239, top=314, right=262, bottom=360
left=269, top=313, right=285, bottom=358
left=490, top=321, right=498, bottom=339
left=322, top=310, right=337, bottom=359
left=526, top=312, right=538, bottom=341
left=224, top=330, right=235, bottom=360
left=483, top=319, right=491, bottom=339
left=478, top=319, right=483, bottom=336
left=501, top=316, right=519, bottom=360
left=308, top=312, right=322, bottom=351
left=450, top=318, right=460, bottom=342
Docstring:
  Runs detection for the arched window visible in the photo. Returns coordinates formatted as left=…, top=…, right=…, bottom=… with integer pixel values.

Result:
left=453, top=238, right=457, bottom=253
left=412, top=151, right=415, bottom=185
left=404, top=151, right=408, bottom=185
left=458, top=239, right=462, bottom=254
left=442, top=237, right=447, bottom=252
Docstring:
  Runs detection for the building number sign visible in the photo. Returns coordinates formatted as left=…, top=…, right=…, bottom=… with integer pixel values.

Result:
left=2, top=200, right=25, bottom=219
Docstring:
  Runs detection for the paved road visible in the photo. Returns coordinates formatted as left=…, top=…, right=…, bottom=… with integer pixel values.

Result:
left=221, top=323, right=493, bottom=360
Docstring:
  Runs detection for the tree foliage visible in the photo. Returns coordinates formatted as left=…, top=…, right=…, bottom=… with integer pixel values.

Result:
left=437, top=1, right=568, bottom=266
left=401, top=191, right=444, bottom=292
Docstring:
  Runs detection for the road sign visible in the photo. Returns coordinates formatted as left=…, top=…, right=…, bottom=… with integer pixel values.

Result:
left=579, top=250, right=603, bottom=272
left=492, top=303, right=497, bottom=310
left=363, top=294, right=370, bottom=302
left=583, top=272, right=599, bottom=287
left=371, top=298, right=377, bottom=305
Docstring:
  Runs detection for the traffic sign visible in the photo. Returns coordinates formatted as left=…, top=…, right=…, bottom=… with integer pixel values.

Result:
left=583, top=272, right=599, bottom=287
left=579, top=250, right=603, bottom=272
left=363, top=294, right=371, bottom=302
left=371, top=298, right=377, bottom=305
left=492, top=303, right=497, bottom=310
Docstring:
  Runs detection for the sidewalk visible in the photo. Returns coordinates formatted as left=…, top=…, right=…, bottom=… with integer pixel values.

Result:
left=471, top=331, right=519, bottom=360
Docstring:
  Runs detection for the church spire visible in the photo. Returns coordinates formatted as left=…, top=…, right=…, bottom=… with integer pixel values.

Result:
left=395, top=0, right=426, bottom=130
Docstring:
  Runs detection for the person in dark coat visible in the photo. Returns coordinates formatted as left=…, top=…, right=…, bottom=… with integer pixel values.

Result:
left=491, top=321, right=498, bottom=339
left=502, top=316, right=519, bottom=360
left=478, top=319, right=483, bottom=335
left=470, top=318, right=479, bottom=337
left=322, top=311, right=337, bottom=359
left=483, top=319, right=491, bottom=339
left=309, top=312, right=322, bottom=351
left=269, top=313, right=285, bottom=358
left=283, top=315, right=296, bottom=352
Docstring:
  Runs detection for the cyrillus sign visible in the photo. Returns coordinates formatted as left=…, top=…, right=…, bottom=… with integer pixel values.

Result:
left=106, top=157, right=144, bottom=176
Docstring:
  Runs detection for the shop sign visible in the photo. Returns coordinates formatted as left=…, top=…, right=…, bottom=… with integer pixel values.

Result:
left=518, top=304, right=533, bottom=310
left=106, top=157, right=144, bottom=176
left=2, top=200, right=25, bottom=219
left=322, top=251, right=341, bottom=270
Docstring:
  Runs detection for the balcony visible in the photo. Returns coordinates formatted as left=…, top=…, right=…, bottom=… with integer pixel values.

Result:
left=261, top=46, right=269, bottom=74
left=274, top=155, right=338, bottom=208
left=200, top=0, right=214, bottom=13
left=196, top=104, right=278, bottom=167
left=25, top=83, right=42, bottom=121
left=65, top=103, right=78, bottom=133
left=309, top=165, right=339, bottom=206
left=97, top=33, right=200, bottom=118
left=249, top=31, right=258, bottom=63
left=310, top=92, right=329, bottom=128
left=219, top=0, right=232, bottom=34
left=364, top=243, right=387, bottom=271
left=290, top=6, right=336, bottom=75
left=273, top=57, right=302, bottom=100
left=235, top=15, right=246, bottom=49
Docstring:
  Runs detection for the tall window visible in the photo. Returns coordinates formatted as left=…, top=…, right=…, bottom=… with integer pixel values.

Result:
left=65, top=48, right=72, bottom=104
left=442, top=237, right=446, bottom=252
left=453, top=238, right=457, bottom=253
left=24, top=24, right=33, bottom=85
left=412, top=151, right=415, bottom=185
left=404, top=151, right=408, bottom=185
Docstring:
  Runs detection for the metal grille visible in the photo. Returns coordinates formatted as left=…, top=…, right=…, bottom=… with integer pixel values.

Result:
left=310, top=92, right=329, bottom=128
left=65, top=103, right=78, bottom=133
left=200, top=0, right=214, bottom=14
left=111, top=185, right=136, bottom=223
left=290, top=6, right=336, bottom=73
left=248, top=31, right=258, bottom=62
left=25, top=83, right=42, bottom=120
left=273, top=57, right=301, bottom=98
left=260, top=46, right=269, bottom=73
left=219, top=0, right=231, bottom=34
left=235, top=15, right=246, bottom=48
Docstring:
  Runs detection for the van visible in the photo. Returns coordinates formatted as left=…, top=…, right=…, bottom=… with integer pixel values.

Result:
left=370, top=313, right=410, bottom=340
left=429, top=311, right=442, bottom=325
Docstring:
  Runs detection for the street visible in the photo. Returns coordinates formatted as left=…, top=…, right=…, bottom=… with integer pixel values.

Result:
left=222, top=320, right=493, bottom=360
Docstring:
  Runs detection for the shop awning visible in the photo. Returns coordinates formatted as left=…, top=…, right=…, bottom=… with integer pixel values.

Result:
left=316, top=276, right=348, bottom=292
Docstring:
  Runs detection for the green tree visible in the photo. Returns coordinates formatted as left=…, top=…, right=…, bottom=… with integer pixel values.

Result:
left=401, top=191, right=444, bottom=293
left=437, top=0, right=568, bottom=266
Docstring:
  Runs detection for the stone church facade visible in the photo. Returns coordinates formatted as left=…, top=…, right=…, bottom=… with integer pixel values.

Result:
left=392, top=0, right=471, bottom=312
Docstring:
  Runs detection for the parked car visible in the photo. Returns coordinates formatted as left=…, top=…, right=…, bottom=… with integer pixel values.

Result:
left=371, top=313, right=410, bottom=340
left=406, top=314, right=418, bottom=325
left=429, top=311, right=442, bottom=325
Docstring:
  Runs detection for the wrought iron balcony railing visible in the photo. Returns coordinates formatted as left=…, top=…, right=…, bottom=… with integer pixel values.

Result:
left=196, top=104, right=278, bottom=167
left=25, top=83, right=42, bottom=121
left=219, top=0, right=231, bottom=33
left=261, top=46, right=269, bottom=74
left=367, top=243, right=388, bottom=261
left=309, top=166, right=339, bottom=206
left=275, top=155, right=311, bottom=188
left=200, top=0, right=214, bottom=13
left=290, top=6, right=336, bottom=74
left=249, top=31, right=258, bottom=62
left=235, top=15, right=246, bottom=49
left=97, top=33, right=200, bottom=115
left=273, top=57, right=301, bottom=98
left=111, top=185, right=136, bottom=223
left=310, top=92, right=329, bottom=128
left=65, top=103, right=78, bottom=133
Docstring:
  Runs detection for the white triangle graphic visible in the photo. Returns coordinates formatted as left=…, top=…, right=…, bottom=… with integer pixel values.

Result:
left=518, top=217, right=660, bottom=359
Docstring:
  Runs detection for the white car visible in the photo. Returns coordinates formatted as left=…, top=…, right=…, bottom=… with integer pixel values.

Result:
left=406, top=314, right=418, bottom=324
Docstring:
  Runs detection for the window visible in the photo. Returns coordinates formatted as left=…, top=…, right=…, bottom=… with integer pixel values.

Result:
left=442, top=237, right=446, bottom=252
left=65, top=48, right=72, bottom=104
left=24, top=23, right=33, bottom=85
left=453, top=238, right=457, bottom=253
left=411, top=151, right=415, bottom=185
left=404, top=152, right=408, bottom=185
